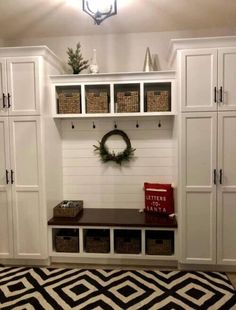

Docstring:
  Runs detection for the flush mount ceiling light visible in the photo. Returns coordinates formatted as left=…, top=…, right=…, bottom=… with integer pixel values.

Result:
left=82, top=0, right=117, bottom=25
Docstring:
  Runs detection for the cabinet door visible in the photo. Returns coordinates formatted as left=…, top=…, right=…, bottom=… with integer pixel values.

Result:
left=180, top=49, right=217, bottom=112
left=0, top=118, right=13, bottom=258
left=6, top=57, right=40, bottom=116
left=180, top=113, right=217, bottom=264
left=9, top=117, right=47, bottom=259
left=218, top=48, right=236, bottom=111
left=217, top=112, right=236, bottom=264
left=0, top=59, right=7, bottom=116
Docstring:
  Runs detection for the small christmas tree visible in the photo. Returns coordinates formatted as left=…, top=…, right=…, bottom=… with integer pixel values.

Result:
left=67, top=42, right=89, bottom=74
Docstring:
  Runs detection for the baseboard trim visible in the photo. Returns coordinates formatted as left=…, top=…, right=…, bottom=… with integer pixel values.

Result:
left=0, top=258, right=50, bottom=267
left=178, top=263, right=236, bottom=272
left=51, top=256, right=178, bottom=268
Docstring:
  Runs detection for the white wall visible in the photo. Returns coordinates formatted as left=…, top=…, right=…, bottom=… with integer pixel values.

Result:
left=4, top=27, right=236, bottom=72
left=61, top=117, right=174, bottom=209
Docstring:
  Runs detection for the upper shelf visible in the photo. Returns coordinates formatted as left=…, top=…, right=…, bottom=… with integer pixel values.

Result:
left=50, top=71, right=176, bottom=118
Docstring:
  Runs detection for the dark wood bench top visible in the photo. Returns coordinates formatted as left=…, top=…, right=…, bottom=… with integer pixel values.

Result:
left=48, top=208, right=177, bottom=228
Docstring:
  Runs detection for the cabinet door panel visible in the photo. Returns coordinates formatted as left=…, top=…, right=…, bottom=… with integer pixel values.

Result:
left=218, top=48, right=236, bottom=111
left=185, top=116, right=215, bottom=186
left=11, top=120, right=39, bottom=185
left=14, top=192, right=41, bottom=257
left=0, top=191, right=13, bottom=257
left=0, top=60, right=7, bottom=115
left=181, top=49, right=217, bottom=112
left=0, top=118, right=9, bottom=186
left=9, top=117, right=47, bottom=259
left=185, top=192, right=215, bottom=262
left=7, top=57, right=40, bottom=115
left=218, top=193, right=236, bottom=263
left=217, top=112, right=236, bottom=264
left=0, top=118, right=13, bottom=257
left=181, top=113, right=217, bottom=264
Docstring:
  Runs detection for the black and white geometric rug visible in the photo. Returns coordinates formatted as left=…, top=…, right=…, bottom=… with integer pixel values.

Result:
left=0, top=267, right=236, bottom=310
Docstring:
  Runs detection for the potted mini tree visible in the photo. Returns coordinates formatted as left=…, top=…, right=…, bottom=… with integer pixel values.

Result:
left=67, top=42, right=89, bottom=74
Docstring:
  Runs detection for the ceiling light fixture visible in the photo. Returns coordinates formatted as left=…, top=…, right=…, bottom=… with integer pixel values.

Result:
left=82, top=0, right=117, bottom=25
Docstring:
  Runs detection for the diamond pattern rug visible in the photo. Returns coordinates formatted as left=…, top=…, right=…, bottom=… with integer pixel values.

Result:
left=0, top=267, right=236, bottom=309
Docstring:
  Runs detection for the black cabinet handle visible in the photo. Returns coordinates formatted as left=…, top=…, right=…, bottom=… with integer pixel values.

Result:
left=213, top=169, right=217, bottom=185
left=7, top=93, right=11, bottom=108
left=3, top=93, right=6, bottom=108
left=220, top=87, right=223, bottom=103
left=6, top=170, right=9, bottom=184
left=219, top=169, right=223, bottom=184
left=11, top=170, right=14, bottom=184
left=214, top=87, right=217, bottom=103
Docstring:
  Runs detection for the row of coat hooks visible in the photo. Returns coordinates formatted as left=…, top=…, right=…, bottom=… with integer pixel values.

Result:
left=71, top=120, right=162, bottom=129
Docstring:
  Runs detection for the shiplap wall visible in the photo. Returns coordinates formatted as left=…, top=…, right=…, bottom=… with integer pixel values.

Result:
left=62, top=117, right=175, bottom=209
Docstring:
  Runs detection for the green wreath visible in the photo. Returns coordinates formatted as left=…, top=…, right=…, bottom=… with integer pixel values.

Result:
left=93, top=129, right=136, bottom=165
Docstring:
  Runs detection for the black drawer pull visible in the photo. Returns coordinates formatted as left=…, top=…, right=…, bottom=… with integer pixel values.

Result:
left=213, top=169, right=217, bottom=185
left=220, top=87, right=223, bottom=103
left=11, top=170, right=14, bottom=184
left=7, top=93, right=11, bottom=108
left=214, top=87, right=217, bottom=103
left=3, top=93, right=6, bottom=108
left=6, top=170, right=9, bottom=184
left=219, top=169, right=223, bottom=184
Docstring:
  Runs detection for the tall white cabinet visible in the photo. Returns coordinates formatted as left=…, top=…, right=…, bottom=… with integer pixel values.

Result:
left=0, top=47, right=63, bottom=262
left=170, top=37, right=236, bottom=266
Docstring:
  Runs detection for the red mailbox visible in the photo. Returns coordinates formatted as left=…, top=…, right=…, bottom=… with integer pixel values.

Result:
left=144, top=183, right=174, bottom=215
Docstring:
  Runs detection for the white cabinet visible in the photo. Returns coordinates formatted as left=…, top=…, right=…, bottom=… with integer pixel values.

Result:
left=169, top=36, right=236, bottom=267
left=180, top=112, right=236, bottom=265
left=0, top=117, right=46, bottom=259
left=0, top=47, right=64, bottom=264
left=0, top=57, right=40, bottom=116
left=180, top=47, right=236, bottom=112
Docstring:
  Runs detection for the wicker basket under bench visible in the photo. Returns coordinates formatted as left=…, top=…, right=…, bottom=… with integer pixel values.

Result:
left=55, top=229, right=79, bottom=253
left=84, top=229, right=110, bottom=253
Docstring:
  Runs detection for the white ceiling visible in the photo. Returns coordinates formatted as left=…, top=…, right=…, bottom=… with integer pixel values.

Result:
left=1, top=0, right=236, bottom=40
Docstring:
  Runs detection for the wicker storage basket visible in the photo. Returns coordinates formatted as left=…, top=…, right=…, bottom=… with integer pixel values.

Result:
left=146, top=90, right=169, bottom=112
left=53, top=200, right=83, bottom=218
left=146, top=238, right=173, bottom=255
left=85, top=230, right=110, bottom=253
left=116, top=91, right=139, bottom=113
left=55, top=230, right=79, bottom=253
left=115, top=231, right=141, bottom=254
left=86, top=91, right=109, bottom=113
left=58, top=90, right=81, bottom=114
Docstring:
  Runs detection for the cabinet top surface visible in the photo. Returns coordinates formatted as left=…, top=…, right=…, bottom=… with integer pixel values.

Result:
left=48, top=208, right=177, bottom=228
left=50, top=70, right=176, bottom=83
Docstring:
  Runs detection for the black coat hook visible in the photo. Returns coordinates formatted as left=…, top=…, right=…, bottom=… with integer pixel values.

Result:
left=136, top=120, right=139, bottom=128
left=71, top=122, right=75, bottom=129
left=114, top=121, right=117, bottom=129
left=158, top=120, right=162, bottom=128
left=92, top=121, right=96, bottom=129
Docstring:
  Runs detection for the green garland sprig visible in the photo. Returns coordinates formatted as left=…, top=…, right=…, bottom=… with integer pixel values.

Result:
left=93, top=129, right=136, bottom=165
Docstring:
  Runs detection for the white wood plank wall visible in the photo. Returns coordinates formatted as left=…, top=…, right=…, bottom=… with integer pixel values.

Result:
left=62, top=117, right=175, bottom=209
